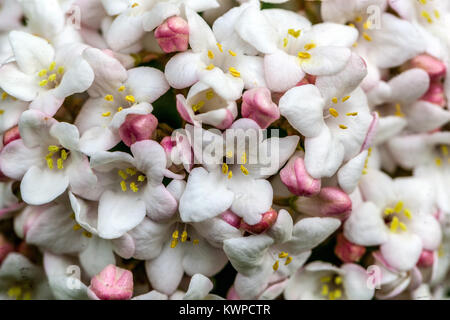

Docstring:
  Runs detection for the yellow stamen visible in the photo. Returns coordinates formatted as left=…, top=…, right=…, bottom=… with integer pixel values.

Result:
left=118, top=85, right=125, bottom=92
left=216, top=43, right=223, bottom=52
left=332, top=97, right=338, bottom=104
left=229, top=67, right=240, bottom=78
left=207, top=50, right=214, bottom=59
left=226, top=151, right=233, bottom=158
left=285, top=256, right=292, bottom=265
left=390, top=216, right=399, bottom=232
left=39, top=80, right=48, bottom=87
left=435, top=158, right=442, bottom=166
left=70, top=213, right=75, bottom=220
left=83, top=231, right=92, bottom=238
left=404, top=209, right=412, bottom=219
left=57, top=66, right=64, bottom=74
left=441, top=145, right=448, bottom=156
left=222, top=163, right=229, bottom=175
left=228, top=171, right=233, bottom=179
left=172, top=230, right=179, bottom=239
left=421, top=10, right=433, bottom=23
left=304, top=42, right=316, bottom=51
left=117, top=107, right=123, bottom=112
left=348, top=23, right=356, bottom=28
left=192, top=100, right=205, bottom=112
left=434, top=10, right=440, bottom=19
left=48, top=145, right=59, bottom=152
left=206, top=90, right=214, bottom=100
left=38, top=69, right=47, bottom=77
left=57, top=158, right=63, bottom=169
left=333, top=289, right=342, bottom=299
left=130, top=182, right=138, bottom=192
left=125, top=95, right=136, bottom=103
left=394, top=201, right=404, bottom=213
left=8, top=286, right=22, bottom=298
left=104, top=95, right=114, bottom=102
left=419, top=0, right=427, bottom=4
left=399, top=222, right=407, bottom=231
left=362, top=32, right=372, bottom=41
left=329, top=108, right=339, bottom=117
left=346, top=112, right=358, bottom=116
left=352, top=42, right=358, bottom=47
left=206, top=64, right=215, bottom=70
left=283, top=38, right=288, bottom=47
left=339, top=124, right=348, bottom=129
left=241, top=152, right=247, bottom=164
left=342, top=96, right=350, bottom=102
left=102, top=111, right=111, bottom=117
left=49, top=62, right=56, bottom=71
left=193, top=239, right=199, bottom=245
left=120, top=180, right=127, bottom=192
left=61, top=149, right=67, bottom=160
left=273, top=260, right=279, bottom=271
left=355, top=16, right=363, bottom=22
left=73, top=224, right=82, bottom=231
left=395, top=103, right=405, bottom=117
left=126, top=167, right=137, bottom=176
left=288, top=29, right=301, bottom=38
left=138, top=175, right=145, bottom=182
left=22, top=291, right=32, bottom=300
left=240, top=165, right=249, bottom=175
left=278, top=252, right=288, bottom=258
left=321, top=284, right=329, bottom=296
left=171, top=239, right=178, bottom=248
left=181, top=230, right=188, bottom=242
left=363, top=20, right=372, bottom=30
left=320, top=276, right=331, bottom=283
left=118, top=170, right=127, bottom=180
left=297, top=52, right=311, bottom=59
left=334, top=276, right=342, bottom=285
left=46, top=158, right=54, bottom=169
left=228, top=50, right=236, bottom=56
left=384, top=208, right=394, bottom=215
left=1, top=92, right=7, bottom=100
left=131, top=2, right=139, bottom=8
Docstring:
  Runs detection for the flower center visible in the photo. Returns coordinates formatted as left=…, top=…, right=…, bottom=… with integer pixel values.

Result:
left=383, top=201, right=412, bottom=233
left=417, top=0, right=441, bottom=24
left=320, top=275, right=343, bottom=300
left=101, top=85, right=136, bottom=118
left=170, top=224, right=199, bottom=248
left=325, top=96, right=358, bottom=131
left=37, top=61, right=65, bottom=89
left=70, top=212, right=92, bottom=238
left=205, top=43, right=240, bottom=78
left=117, top=167, right=146, bottom=193
left=272, top=251, right=293, bottom=271
left=7, top=283, right=32, bottom=300
left=221, top=151, right=249, bottom=179
left=45, top=145, right=69, bottom=170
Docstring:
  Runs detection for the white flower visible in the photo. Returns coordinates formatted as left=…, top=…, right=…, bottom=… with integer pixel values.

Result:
left=0, top=31, right=94, bottom=116
left=0, top=109, right=97, bottom=205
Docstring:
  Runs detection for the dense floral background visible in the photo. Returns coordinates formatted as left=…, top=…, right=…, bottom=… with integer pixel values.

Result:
left=0, top=0, right=449, bottom=300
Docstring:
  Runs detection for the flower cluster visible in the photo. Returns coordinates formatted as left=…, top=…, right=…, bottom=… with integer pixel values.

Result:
left=0, top=0, right=449, bottom=301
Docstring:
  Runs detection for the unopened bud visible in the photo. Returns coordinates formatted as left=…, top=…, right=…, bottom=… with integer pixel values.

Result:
left=89, top=264, right=133, bottom=300
left=119, top=113, right=158, bottom=147
left=334, top=233, right=366, bottom=263
left=241, top=88, right=280, bottom=129
left=280, top=154, right=321, bottom=197
left=417, top=250, right=434, bottom=268
left=241, top=209, right=278, bottom=234
left=410, top=54, right=446, bottom=81
left=3, top=126, right=20, bottom=146
left=155, top=16, right=189, bottom=53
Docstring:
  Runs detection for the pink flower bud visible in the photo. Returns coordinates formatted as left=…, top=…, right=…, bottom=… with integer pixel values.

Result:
left=119, top=114, right=158, bottom=147
left=241, top=209, right=278, bottom=234
left=89, top=265, right=133, bottom=300
left=421, top=81, right=446, bottom=107
left=334, top=233, right=366, bottom=263
left=220, top=210, right=242, bottom=229
left=155, top=16, right=189, bottom=53
left=293, top=187, right=352, bottom=220
left=417, top=250, right=434, bottom=268
left=0, top=234, right=14, bottom=264
left=410, top=54, right=446, bottom=81
left=3, top=126, right=20, bottom=146
left=160, top=136, right=176, bottom=157
left=280, top=154, right=321, bottom=197
left=241, top=88, right=280, bottom=129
